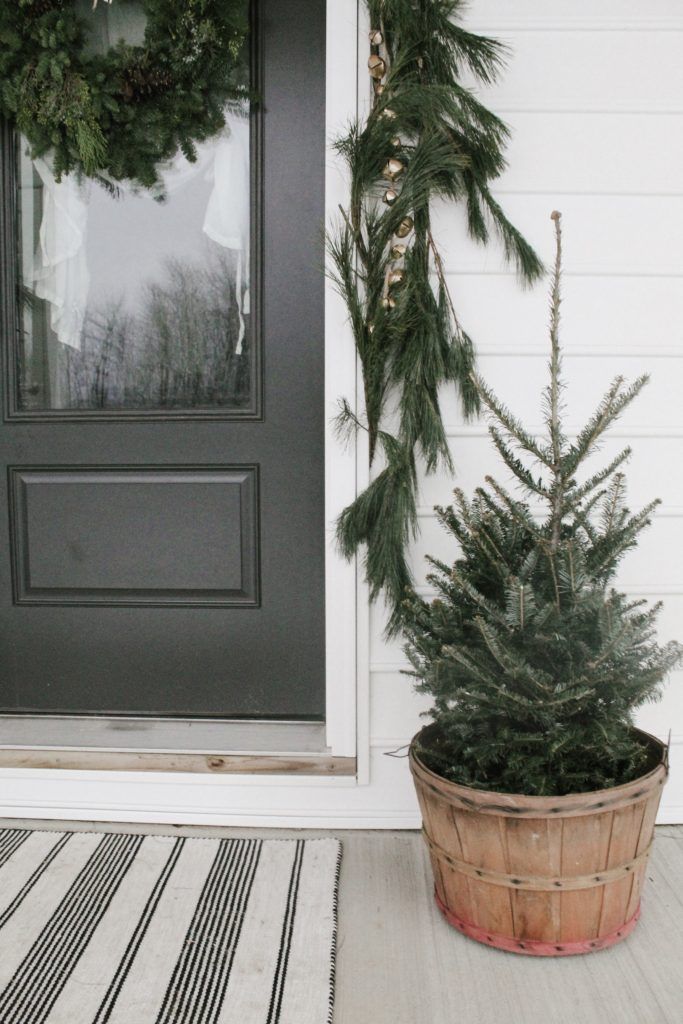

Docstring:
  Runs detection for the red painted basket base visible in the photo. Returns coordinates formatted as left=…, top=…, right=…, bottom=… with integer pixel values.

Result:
left=435, top=889, right=641, bottom=956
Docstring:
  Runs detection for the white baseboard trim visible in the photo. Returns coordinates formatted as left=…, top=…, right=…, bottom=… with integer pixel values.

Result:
left=0, top=803, right=423, bottom=830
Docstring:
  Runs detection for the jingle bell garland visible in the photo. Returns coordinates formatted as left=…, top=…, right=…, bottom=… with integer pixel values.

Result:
left=0, top=0, right=250, bottom=189
left=329, top=0, right=543, bottom=634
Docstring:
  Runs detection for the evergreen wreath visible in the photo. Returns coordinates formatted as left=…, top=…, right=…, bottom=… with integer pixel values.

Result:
left=0, top=0, right=249, bottom=189
left=330, top=0, right=543, bottom=634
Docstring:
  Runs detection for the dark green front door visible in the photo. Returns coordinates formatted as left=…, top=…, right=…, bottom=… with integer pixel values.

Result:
left=0, top=0, right=326, bottom=720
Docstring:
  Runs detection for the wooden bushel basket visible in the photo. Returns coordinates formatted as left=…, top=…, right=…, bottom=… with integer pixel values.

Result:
left=410, top=724, right=668, bottom=956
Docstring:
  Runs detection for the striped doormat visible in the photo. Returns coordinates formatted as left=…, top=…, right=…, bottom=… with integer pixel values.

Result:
left=0, top=829, right=340, bottom=1024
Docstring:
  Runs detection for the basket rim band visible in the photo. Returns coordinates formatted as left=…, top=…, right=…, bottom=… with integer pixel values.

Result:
left=423, top=828, right=653, bottom=891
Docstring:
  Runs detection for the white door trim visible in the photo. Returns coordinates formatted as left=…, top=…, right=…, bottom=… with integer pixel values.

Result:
left=324, top=0, right=365, bottom=760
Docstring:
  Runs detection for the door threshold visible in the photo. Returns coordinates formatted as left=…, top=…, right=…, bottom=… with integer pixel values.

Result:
left=0, top=716, right=356, bottom=776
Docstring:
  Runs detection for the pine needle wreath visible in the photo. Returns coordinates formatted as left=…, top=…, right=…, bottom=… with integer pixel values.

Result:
left=330, top=0, right=544, bottom=635
left=0, top=0, right=250, bottom=189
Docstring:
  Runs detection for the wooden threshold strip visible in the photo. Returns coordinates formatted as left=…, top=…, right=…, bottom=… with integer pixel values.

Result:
left=0, top=748, right=357, bottom=776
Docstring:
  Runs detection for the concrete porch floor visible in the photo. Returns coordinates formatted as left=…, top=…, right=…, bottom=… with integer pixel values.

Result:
left=2, top=819, right=682, bottom=1024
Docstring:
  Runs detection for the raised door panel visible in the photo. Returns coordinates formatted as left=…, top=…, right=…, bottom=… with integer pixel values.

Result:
left=9, top=467, right=259, bottom=606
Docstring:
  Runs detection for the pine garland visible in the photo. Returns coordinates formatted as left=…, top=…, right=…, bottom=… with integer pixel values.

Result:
left=330, top=0, right=543, bottom=634
left=0, top=0, right=249, bottom=189
left=402, top=212, right=683, bottom=796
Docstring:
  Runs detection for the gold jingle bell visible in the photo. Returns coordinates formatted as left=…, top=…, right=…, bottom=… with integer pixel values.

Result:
left=391, top=136, right=402, bottom=149
left=381, top=296, right=396, bottom=310
left=388, top=268, right=406, bottom=288
left=373, top=81, right=385, bottom=96
left=369, top=29, right=383, bottom=46
left=395, top=216, right=414, bottom=238
left=368, top=54, right=386, bottom=79
left=390, top=244, right=407, bottom=259
left=383, top=188, right=399, bottom=206
left=382, top=158, right=405, bottom=181
left=380, top=108, right=397, bottom=120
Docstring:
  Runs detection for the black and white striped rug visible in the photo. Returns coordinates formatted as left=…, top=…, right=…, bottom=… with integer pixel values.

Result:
left=0, top=829, right=340, bottom=1024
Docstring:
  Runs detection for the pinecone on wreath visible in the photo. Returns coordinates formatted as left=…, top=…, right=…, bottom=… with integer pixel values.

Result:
left=120, top=57, right=174, bottom=102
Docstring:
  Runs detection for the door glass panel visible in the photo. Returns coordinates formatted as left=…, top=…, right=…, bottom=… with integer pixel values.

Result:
left=14, top=2, right=252, bottom=414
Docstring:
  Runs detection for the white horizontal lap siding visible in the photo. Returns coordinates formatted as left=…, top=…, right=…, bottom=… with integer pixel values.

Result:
left=472, top=36, right=683, bottom=114
left=433, top=195, right=683, bottom=277
left=370, top=0, right=683, bottom=824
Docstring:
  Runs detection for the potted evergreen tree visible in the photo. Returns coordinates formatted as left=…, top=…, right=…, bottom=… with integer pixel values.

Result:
left=403, top=212, right=682, bottom=956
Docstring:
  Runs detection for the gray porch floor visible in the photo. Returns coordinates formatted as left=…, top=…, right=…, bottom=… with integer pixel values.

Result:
left=2, top=819, right=682, bottom=1024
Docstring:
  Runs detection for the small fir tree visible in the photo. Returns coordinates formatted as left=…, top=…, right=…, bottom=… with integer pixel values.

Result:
left=402, top=212, right=682, bottom=796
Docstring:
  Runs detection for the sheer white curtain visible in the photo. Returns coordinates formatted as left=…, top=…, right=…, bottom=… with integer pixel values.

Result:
left=32, top=158, right=91, bottom=352
left=30, top=111, right=250, bottom=351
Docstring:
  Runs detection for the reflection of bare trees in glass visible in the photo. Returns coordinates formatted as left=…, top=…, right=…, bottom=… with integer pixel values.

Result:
left=64, top=301, right=131, bottom=409
left=60, top=249, right=250, bottom=410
